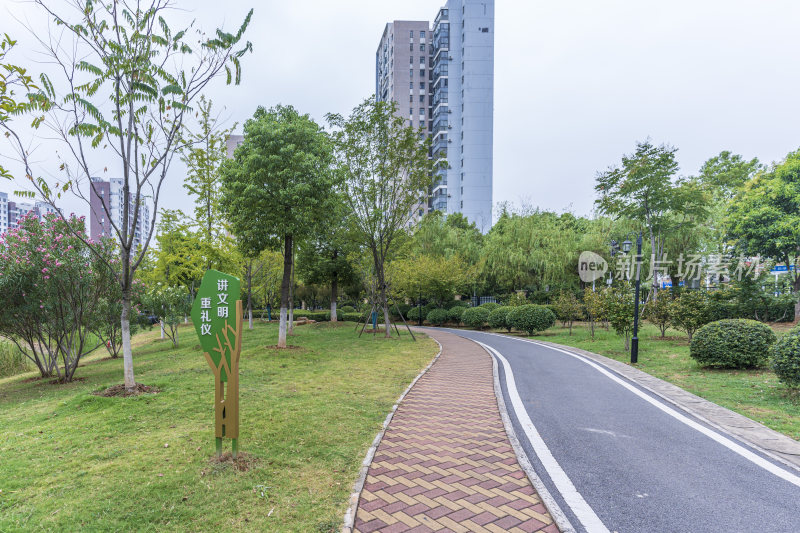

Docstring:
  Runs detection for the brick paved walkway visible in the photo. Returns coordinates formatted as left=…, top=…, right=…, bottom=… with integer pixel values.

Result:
left=353, top=329, right=558, bottom=533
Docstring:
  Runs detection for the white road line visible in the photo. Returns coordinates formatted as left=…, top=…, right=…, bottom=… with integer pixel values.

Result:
left=475, top=340, right=611, bottom=533
left=477, top=331, right=800, bottom=489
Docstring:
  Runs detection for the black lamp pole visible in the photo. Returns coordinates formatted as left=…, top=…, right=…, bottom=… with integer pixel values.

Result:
left=631, top=232, right=643, bottom=364
left=417, top=290, right=422, bottom=326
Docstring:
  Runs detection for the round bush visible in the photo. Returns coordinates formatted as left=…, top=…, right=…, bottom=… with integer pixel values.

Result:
left=462, top=307, right=490, bottom=329
left=447, top=306, right=466, bottom=324
left=690, top=319, right=776, bottom=369
left=339, top=305, right=355, bottom=313
left=488, top=307, right=511, bottom=331
left=507, top=305, right=556, bottom=335
left=426, top=308, right=449, bottom=326
left=480, top=302, right=500, bottom=311
left=771, top=328, right=800, bottom=387
left=407, top=306, right=423, bottom=321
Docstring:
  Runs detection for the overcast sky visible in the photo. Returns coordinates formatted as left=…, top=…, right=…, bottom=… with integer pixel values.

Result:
left=3, top=0, right=800, bottom=222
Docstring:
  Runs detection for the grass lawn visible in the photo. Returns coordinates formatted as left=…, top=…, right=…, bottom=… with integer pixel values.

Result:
left=0, top=321, right=437, bottom=532
left=515, top=322, right=800, bottom=441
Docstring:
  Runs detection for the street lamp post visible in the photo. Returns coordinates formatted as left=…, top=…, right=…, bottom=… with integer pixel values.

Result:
left=614, top=232, right=643, bottom=364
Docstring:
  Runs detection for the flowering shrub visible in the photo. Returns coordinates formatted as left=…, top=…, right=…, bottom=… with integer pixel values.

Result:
left=0, top=213, right=111, bottom=381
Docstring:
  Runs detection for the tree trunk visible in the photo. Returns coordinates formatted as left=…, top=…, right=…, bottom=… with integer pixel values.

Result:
left=330, top=268, right=338, bottom=322
left=278, top=235, right=293, bottom=348
left=288, top=257, right=295, bottom=335
left=121, top=290, right=136, bottom=391
left=160, top=321, right=165, bottom=339
left=247, top=260, right=254, bottom=330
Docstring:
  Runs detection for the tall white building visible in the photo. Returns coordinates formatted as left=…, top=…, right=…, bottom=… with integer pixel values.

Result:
left=376, top=0, right=495, bottom=232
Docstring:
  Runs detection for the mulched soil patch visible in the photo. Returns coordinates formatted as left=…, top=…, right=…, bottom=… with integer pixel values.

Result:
left=264, top=345, right=303, bottom=350
left=205, top=451, right=259, bottom=473
left=93, top=383, right=161, bottom=397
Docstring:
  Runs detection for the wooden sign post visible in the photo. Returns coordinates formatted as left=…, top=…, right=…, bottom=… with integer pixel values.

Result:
left=191, top=270, right=243, bottom=459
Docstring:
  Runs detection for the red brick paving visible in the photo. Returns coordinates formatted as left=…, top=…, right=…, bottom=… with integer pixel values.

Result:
left=354, top=329, right=558, bottom=533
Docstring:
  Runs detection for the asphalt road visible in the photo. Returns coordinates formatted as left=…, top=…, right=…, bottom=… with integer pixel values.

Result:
left=440, top=328, right=800, bottom=533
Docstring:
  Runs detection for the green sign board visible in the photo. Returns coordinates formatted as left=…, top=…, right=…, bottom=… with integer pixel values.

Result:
left=191, top=269, right=241, bottom=382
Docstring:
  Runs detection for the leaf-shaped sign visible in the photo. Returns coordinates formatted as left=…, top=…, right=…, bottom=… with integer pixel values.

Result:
left=190, top=269, right=240, bottom=381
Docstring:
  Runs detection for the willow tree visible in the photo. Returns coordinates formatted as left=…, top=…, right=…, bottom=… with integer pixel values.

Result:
left=2, top=1, right=252, bottom=392
left=326, top=98, right=433, bottom=337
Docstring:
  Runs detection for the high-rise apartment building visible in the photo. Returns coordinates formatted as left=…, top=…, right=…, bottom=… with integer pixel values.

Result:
left=376, top=0, right=494, bottom=232
left=0, top=190, right=56, bottom=235
left=89, top=177, right=151, bottom=250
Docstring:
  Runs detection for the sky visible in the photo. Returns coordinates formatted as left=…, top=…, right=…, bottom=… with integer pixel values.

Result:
left=3, top=0, right=800, bottom=222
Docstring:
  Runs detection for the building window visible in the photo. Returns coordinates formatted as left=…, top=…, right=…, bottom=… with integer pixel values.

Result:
left=420, top=69, right=425, bottom=77
left=420, top=81, right=425, bottom=89
left=420, top=44, right=426, bottom=52
left=410, top=68, right=414, bottom=78
left=409, top=43, right=413, bottom=51
left=409, top=30, right=414, bottom=38
left=419, top=94, right=425, bottom=102
left=419, top=56, right=425, bottom=65
left=420, top=120, right=425, bottom=128
left=410, top=94, right=413, bottom=102
left=410, top=81, right=414, bottom=89
left=410, top=55, right=414, bottom=64
left=420, top=30, right=426, bottom=38
left=410, top=107, right=413, bottom=115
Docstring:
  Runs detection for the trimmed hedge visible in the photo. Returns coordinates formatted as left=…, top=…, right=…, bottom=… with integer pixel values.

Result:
left=293, top=310, right=331, bottom=321
left=339, top=305, right=355, bottom=313
left=426, top=308, right=449, bottom=326
left=488, top=306, right=511, bottom=332
left=690, top=319, right=776, bottom=369
left=507, top=305, right=556, bottom=336
left=447, top=306, right=466, bottom=324
left=771, top=328, right=800, bottom=388
left=479, top=302, right=500, bottom=311
left=407, top=307, right=423, bottom=321
left=462, top=307, right=490, bottom=329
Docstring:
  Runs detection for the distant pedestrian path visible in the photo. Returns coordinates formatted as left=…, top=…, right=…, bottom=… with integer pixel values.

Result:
left=354, top=329, right=557, bottom=533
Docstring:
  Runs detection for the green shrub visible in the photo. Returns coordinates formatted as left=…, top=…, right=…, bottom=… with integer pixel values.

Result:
left=488, top=307, right=511, bottom=332
left=690, top=319, right=776, bottom=369
left=462, top=307, right=490, bottom=329
left=507, top=305, right=556, bottom=336
left=447, top=306, right=466, bottom=324
left=339, top=305, right=355, bottom=313
left=407, top=307, right=423, bottom=321
left=426, top=308, right=449, bottom=326
left=480, top=302, right=500, bottom=311
left=293, top=310, right=330, bottom=321
left=448, top=301, right=469, bottom=309
left=771, top=328, right=800, bottom=388
left=340, top=312, right=363, bottom=322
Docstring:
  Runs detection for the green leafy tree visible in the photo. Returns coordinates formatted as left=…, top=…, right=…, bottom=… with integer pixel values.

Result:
left=726, top=150, right=800, bottom=320
left=595, top=140, right=708, bottom=299
left=552, top=291, right=583, bottom=335
left=604, top=284, right=636, bottom=351
left=142, top=284, right=191, bottom=348
left=671, top=290, right=711, bottom=341
left=3, top=2, right=252, bottom=392
left=583, top=288, right=605, bottom=339
left=220, top=105, right=335, bottom=348
left=326, top=98, right=433, bottom=337
left=181, top=96, right=236, bottom=263
left=643, top=289, right=673, bottom=337
left=388, top=254, right=469, bottom=308
left=295, top=197, right=358, bottom=322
